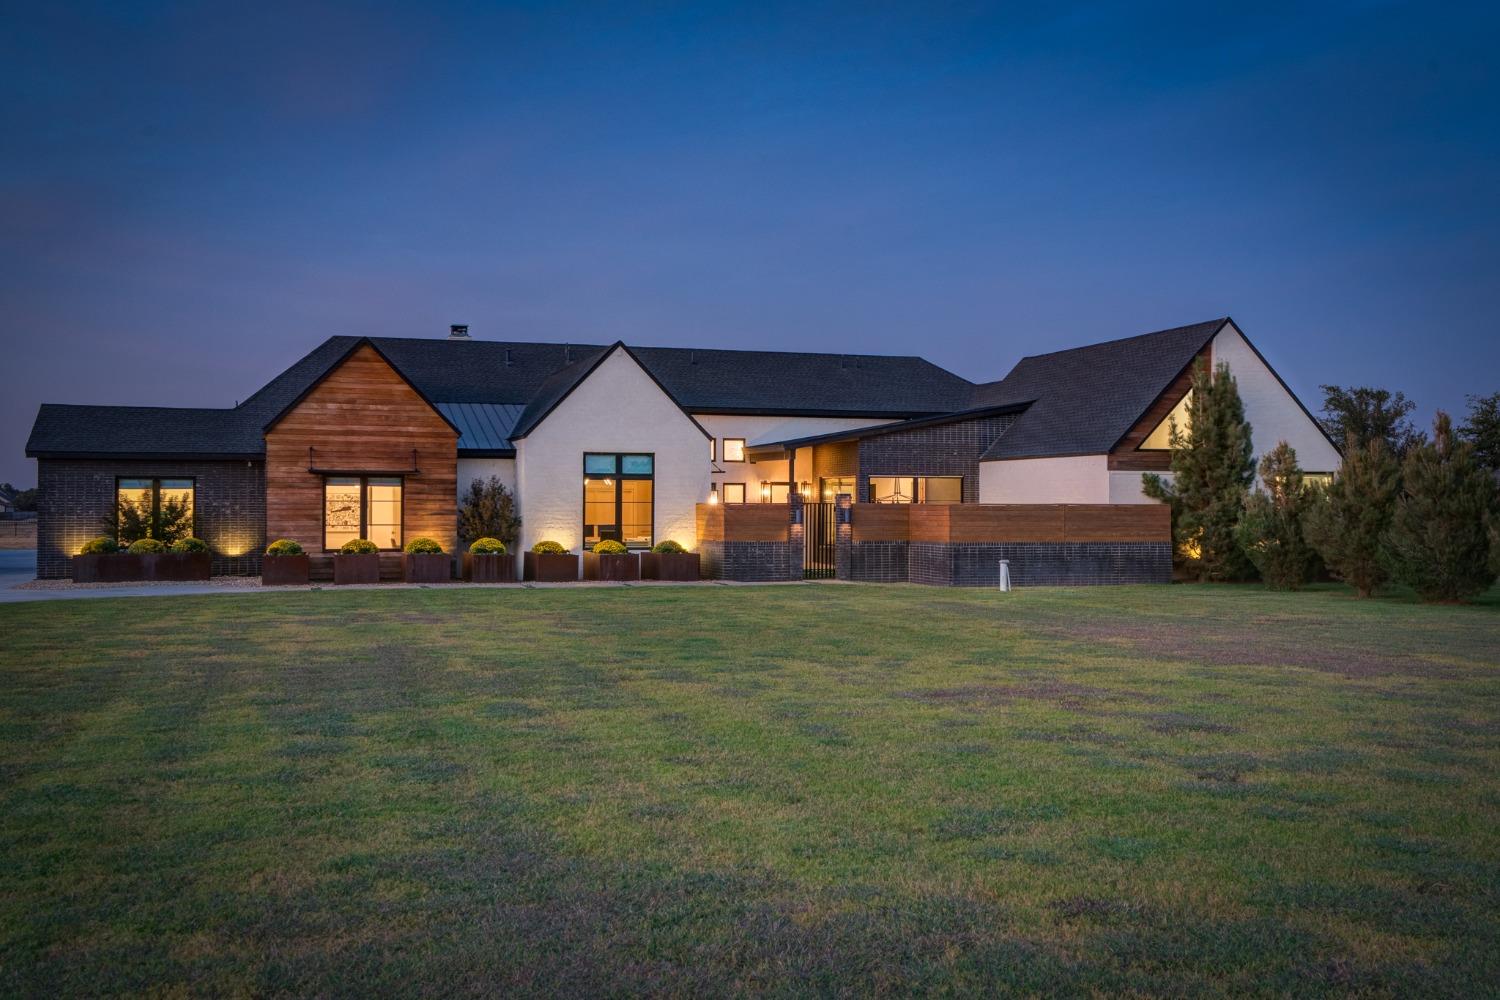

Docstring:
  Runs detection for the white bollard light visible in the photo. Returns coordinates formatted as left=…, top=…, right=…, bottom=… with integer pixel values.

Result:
left=998, top=559, right=1011, bottom=592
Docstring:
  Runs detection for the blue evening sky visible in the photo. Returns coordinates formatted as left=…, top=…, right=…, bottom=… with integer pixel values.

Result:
left=2, top=1, right=1496, bottom=486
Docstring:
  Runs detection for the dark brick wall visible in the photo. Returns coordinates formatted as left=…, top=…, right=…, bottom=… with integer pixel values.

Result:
left=908, top=542, right=1171, bottom=587
left=846, top=541, right=909, bottom=582
left=36, top=459, right=266, bottom=579
left=857, top=413, right=1018, bottom=504
left=711, top=541, right=798, bottom=582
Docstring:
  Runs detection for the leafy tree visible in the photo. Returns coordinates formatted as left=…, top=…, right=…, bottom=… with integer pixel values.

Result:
left=1459, top=392, right=1500, bottom=475
left=1319, top=385, right=1421, bottom=457
left=105, top=493, right=193, bottom=545
left=0, top=483, right=37, bottom=511
left=1303, top=435, right=1401, bottom=598
left=1144, top=362, right=1256, bottom=581
left=1235, top=442, right=1319, bottom=590
left=1382, top=412, right=1497, bottom=602
left=458, top=476, right=521, bottom=546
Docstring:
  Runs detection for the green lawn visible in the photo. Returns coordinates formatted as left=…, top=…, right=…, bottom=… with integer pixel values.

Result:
left=2, top=583, right=1498, bottom=996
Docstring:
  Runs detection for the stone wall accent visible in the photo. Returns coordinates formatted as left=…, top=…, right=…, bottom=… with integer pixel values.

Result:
left=909, top=541, right=1171, bottom=587
left=36, top=458, right=266, bottom=579
left=857, top=413, right=1018, bottom=503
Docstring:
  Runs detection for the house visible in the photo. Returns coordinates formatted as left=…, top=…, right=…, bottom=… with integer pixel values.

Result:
left=24, top=317, right=1338, bottom=582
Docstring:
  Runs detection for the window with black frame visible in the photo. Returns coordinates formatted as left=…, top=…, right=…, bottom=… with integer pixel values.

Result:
left=583, top=453, right=654, bottom=550
left=324, top=476, right=403, bottom=550
left=115, top=477, right=195, bottom=543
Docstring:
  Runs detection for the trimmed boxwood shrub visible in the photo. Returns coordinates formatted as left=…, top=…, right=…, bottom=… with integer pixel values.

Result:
left=266, top=538, right=304, bottom=556
left=403, top=537, right=444, bottom=555
left=593, top=539, right=627, bottom=554
left=80, top=536, right=119, bottom=555
left=340, top=538, right=379, bottom=555
left=531, top=540, right=567, bottom=555
left=170, top=537, right=209, bottom=554
left=469, top=537, right=507, bottom=555
left=128, top=538, right=167, bottom=554
left=651, top=540, right=686, bottom=554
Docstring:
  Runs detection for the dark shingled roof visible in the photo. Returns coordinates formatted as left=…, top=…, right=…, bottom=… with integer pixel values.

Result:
left=26, top=404, right=263, bottom=458
left=972, top=318, right=1228, bottom=460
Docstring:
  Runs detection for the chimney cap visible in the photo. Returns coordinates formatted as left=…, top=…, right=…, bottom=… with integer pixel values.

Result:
left=448, top=324, right=470, bottom=339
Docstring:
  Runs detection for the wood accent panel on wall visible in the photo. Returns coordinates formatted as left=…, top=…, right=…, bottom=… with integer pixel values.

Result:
left=721, top=504, right=789, bottom=542
left=696, top=503, right=724, bottom=543
left=906, top=505, right=950, bottom=543
left=949, top=505, right=1066, bottom=542
left=264, top=344, right=458, bottom=554
left=1062, top=504, right=1170, bottom=543
left=851, top=504, right=909, bottom=542
left=1108, top=347, right=1210, bottom=471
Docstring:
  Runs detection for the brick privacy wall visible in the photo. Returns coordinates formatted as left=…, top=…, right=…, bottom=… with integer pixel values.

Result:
left=857, top=413, right=1018, bottom=503
left=36, top=459, right=266, bottom=579
left=846, top=541, right=909, bottom=582
left=700, top=540, right=800, bottom=581
left=909, top=542, right=1171, bottom=587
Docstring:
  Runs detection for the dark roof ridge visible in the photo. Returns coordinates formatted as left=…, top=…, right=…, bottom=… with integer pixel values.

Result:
left=1010, top=317, right=1229, bottom=365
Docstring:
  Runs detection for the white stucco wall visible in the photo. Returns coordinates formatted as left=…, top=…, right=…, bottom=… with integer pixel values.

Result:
left=694, top=413, right=892, bottom=497
left=979, top=455, right=1110, bottom=504
left=456, top=457, right=516, bottom=496
left=1108, top=470, right=1173, bottom=504
left=515, top=348, right=709, bottom=558
left=1212, top=322, right=1341, bottom=473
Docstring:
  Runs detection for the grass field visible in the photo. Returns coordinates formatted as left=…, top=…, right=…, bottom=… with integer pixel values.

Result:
left=2, top=583, right=1498, bottom=996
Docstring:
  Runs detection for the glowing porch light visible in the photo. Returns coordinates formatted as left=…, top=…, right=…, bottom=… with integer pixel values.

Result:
left=708, top=486, right=719, bottom=504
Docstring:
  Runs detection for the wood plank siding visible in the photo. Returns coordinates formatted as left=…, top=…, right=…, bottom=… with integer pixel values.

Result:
left=264, top=344, right=458, bottom=571
left=695, top=503, right=788, bottom=543
left=851, top=504, right=909, bottom=542
left=1108, top=347, right=1210, bottom=471
left=851, top=503, right=1168, bottom=545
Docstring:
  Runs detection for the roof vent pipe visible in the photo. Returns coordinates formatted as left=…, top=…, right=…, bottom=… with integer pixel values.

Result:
left=448, top=324, right=470, bottom=340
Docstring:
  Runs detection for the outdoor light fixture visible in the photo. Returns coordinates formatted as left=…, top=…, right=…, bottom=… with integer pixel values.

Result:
left=759, top=483, right=771, bottom=502
left=708, top=486, right=719, bottom=504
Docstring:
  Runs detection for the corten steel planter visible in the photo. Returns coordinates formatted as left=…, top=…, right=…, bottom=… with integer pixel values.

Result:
left=333, top=553, right=380, bottom=585
left=464, top=552, right=518, bottom=582
left=403, top=552, right=453, bottom=583
left=641, top=552, right=700, bottom=581
left=524, top=552, right=579, bottom=582
left=584, top=551, right=641, bottom=581
left=150, top=552, right=211, bottom=581
left=261, top=554, right=310, bottom=586
left=72, top=553, right=145, bottom=583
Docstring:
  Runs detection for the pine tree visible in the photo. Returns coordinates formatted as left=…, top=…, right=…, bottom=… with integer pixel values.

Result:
left=1459, top=391, right=1500, bottom=475
left=1382, top=412, right=1498, bottom=602
left=1303, top=435, right=1400, bottom=598
left=1235, top=442, right=1319, bottom=590
left=1319, top=385, right=1421, bottom=457
left=1143, top=362, right=1256, bottom=581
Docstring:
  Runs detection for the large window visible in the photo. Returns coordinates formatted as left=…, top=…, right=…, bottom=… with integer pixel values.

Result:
left=116, top=477, right=195, bottom=542
left=867, top=476, right=963, bottom=504
left=324, top=476, right=403, bottom=550
left=722, top=438, right=746, bottom=462
left=820, top=477, right=856, bottom=501
left=582, top=453, right=654, bottom=550
left=722, top=482, right=746, bottom=504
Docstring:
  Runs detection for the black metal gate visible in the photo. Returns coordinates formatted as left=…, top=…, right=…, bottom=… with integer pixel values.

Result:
left=803, top=501, right=836, bottom=579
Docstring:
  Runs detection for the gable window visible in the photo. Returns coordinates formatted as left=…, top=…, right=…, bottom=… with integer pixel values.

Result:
left=723, top=438, right=746, bottom=462
left=582, top=453, right=654, bottom=550
left=1140, top=390, right=1193, bottom=450
left=867, top=476, right=962, bottom=504
left=324, top=476, right=403, bottom=551
left=722, top=482, right=746, bottom=504
left=115, top=477, right=195, bottom=542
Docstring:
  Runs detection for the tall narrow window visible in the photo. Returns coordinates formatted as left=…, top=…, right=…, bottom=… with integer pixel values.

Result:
left=710, top=438, right=717, bottom=462
left=582, top=453, right=654, bottom=550
left=324, top=477, right=403, bottom=550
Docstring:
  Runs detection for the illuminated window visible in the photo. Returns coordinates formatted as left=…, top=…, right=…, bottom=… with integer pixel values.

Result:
left=324, top=476, right=403, bottom=550
left=582, top=453, right=654, bottom=550
left=710, top=438, right=716, bottom=462
left=820, top=477, right=856, bottom=501
left=723, top=482, right=746, bottom=504
left=866, top=476, right=962, bottom=504
left=723, top=438, right=746, bottom=462
left=759, top=482, right=794, bottom=503
left=1141, top=390, right=1192, bottom=450
left=115, top=477, right=195, bottom=543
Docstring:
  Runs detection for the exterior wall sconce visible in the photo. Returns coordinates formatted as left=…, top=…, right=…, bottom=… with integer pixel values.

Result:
left=708, top=485, right=719, bottom=504
left=759, top=483, right=771, bottom=503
